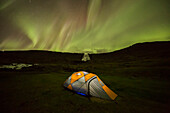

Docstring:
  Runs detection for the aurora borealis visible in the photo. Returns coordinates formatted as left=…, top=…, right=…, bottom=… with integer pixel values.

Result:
left=0, top=0, right=170, bottom=53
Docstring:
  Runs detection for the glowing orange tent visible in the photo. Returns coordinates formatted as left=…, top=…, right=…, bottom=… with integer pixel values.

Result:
left=64, top=71, right=117, bottom=100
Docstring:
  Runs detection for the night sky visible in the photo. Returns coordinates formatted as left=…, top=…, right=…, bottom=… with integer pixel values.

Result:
left=0, top=0, right=170, bottom=53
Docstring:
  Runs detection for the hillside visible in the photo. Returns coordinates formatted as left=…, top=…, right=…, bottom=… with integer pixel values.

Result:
left=0, top=41, right=170, bottom=79
left=0, top=41, right=170, bottom=64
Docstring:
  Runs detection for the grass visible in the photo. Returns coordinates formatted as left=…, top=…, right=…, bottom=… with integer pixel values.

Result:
left=0, top=71, right=169, bottom=113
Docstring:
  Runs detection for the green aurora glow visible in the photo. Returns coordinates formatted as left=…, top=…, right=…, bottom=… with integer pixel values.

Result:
left=0, top=0, right=170, bottom=53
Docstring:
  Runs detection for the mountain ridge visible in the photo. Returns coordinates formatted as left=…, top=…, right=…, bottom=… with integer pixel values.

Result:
left=0, top=41, right=170, bottom=64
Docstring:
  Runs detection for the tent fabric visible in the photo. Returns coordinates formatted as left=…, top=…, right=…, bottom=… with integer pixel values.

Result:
left=64, top=71, right=117, bottom=100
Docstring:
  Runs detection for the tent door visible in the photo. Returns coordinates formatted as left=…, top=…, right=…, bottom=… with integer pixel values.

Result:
left=87, top=77, right=97, bottom=96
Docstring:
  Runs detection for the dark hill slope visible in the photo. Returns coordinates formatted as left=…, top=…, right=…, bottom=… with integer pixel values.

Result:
left=0, top=51, right=82, bottom=64
left=91, top=41, right=170, bottom=62
left=0, top=41, right=170, bottom=64
left=0, top=41, right=170, bottom=78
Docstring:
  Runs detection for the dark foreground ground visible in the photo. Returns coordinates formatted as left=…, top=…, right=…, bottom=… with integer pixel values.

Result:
left=0, top=41, right=170, bottom=113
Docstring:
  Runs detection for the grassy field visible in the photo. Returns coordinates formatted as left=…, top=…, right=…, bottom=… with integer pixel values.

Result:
left=0, top=42, right=170, bottom=113
left=0, top=71, right=169, bottom=113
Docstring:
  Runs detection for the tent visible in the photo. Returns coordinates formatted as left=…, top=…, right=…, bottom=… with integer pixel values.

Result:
left=82, top=53, right=90, bottom=61
left=64, top=71, right=117, bottom=100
